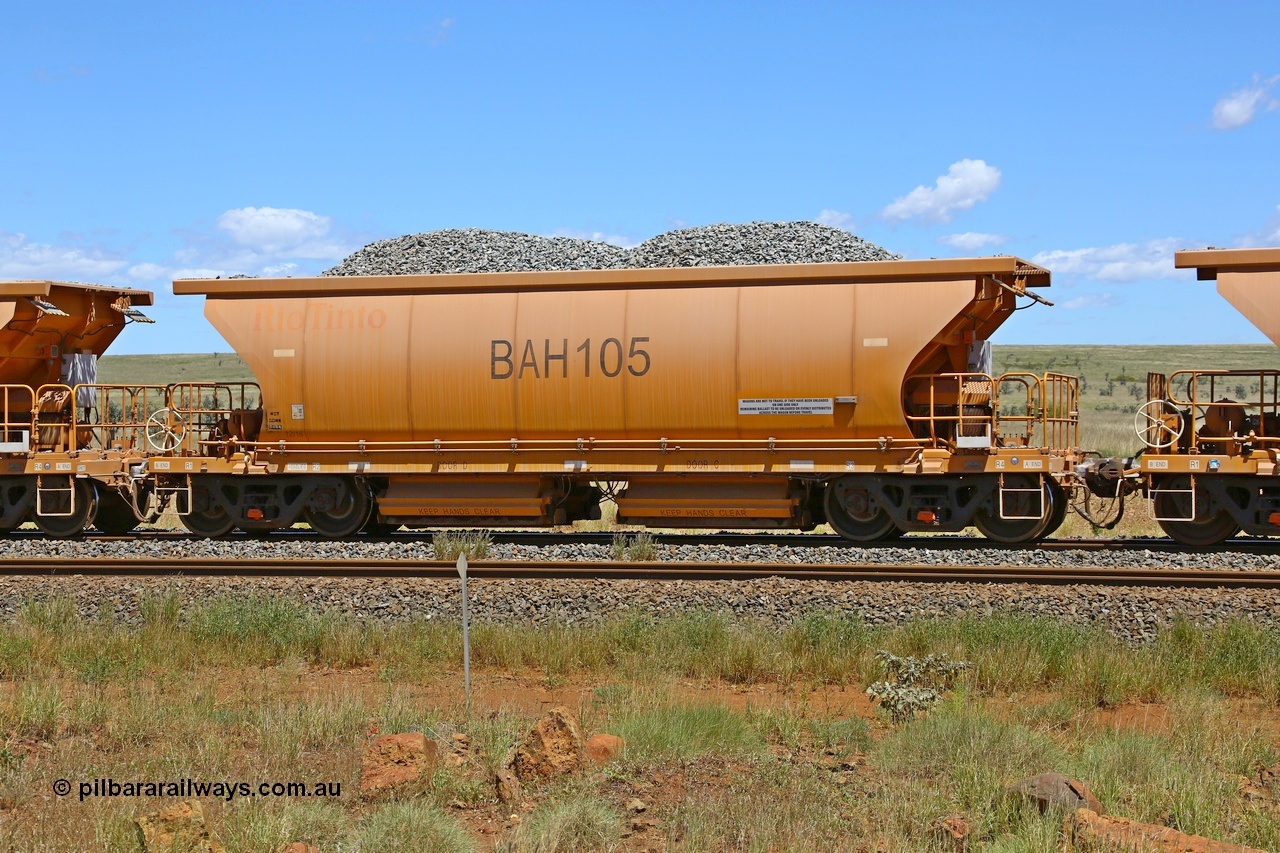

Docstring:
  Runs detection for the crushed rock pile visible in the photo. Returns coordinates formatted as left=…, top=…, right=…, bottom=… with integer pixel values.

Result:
left=322, top=221, right=901, bottom=276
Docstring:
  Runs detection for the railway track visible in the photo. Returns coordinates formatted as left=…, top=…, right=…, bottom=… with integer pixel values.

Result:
left=5, top=529, right=1279, bottom=552
left=2, top=557, right=1278, bottom=588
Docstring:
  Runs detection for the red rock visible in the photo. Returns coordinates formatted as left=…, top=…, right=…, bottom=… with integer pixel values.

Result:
left=586, top=733, right=626, bottom=765
left=495, top=767, right=523, bottom=805
left=1065, top=808, right=1269, bottom=852
left=510, top=706, right=586, bottom=783
left=936, top=815, right=970, bottom=850
left=360, top=732, right=439, bottom=798
left=1066, top=778, right=1106, bottom=815
left=135, top=800, right=226, bottom=853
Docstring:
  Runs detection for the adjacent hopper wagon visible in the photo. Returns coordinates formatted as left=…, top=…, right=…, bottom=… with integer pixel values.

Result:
left=0, top=281, right=155, bottom=536
left=1127, top=247, right=1280, bottom=545
left=169, top=257, right=1083, bottom=542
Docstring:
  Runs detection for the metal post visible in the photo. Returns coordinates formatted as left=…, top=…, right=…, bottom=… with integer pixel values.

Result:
left=457, top=553, right=471, bottom=713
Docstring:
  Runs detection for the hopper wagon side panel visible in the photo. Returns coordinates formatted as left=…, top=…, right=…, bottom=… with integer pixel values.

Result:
left=507, top=289, right=637, bottom=436
left=201, top=275, right=984, bottom=444
left=616, top=287, right=739, bottom=436
left=303, top=295, right=415, bottom=437
left=408, top=292, right=521, bottom=440
left=1218, top=269, right=1280, bottom=347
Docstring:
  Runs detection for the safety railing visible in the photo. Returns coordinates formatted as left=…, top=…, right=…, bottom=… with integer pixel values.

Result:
left=907, top=371, right=1080, bottom=452
left=8, top=382, right=265, bottom=457
left=0, top=384, right=34, bottom=453
left=165, top=382, right=263, bottom=455
left=905, top=372, right=998, bottom=449
left=33, top=384, right=77, bottom=452
left=69, top=384, right=168, bottom=453
left=1161, top=369, right=1280, bottom=454
left=28, top=384, right=171, bottom=455
left=1039, top=372, right=1081, bottom=451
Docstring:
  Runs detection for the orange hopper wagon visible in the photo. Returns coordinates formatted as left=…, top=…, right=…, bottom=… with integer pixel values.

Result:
left=0, top=281, right=154, bottom=536
left=171, top=258, right=1082, bottom=542
left=1127, top=248, right=1280, bottom=546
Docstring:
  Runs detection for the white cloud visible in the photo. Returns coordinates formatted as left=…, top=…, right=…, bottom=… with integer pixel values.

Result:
left=881, top=159, right=1001, bottom=224
left=216, top=206, right=335, bottom=256
left=171, top=267, right=230, bottom=280
left=0, top=230, right=130, bottom=280
left=1060, top=293, right=1118, bottom=310
left=431, top=17, right=455, bottom=46
left=548, top=228, right=640, bottom=249
left=1032, top=238, right=1187, bottom=283
left=145, top=205, right=363, bottom=280
left=937, top=232, right=1007, bottom=251
left=123, top=263, right=167, bottom=283
left=1211, top=75, right=1279, bottom=130
left=816, top=209, right=855, bottom=230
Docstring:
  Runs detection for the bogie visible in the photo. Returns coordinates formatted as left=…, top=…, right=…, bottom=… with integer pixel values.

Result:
left=33, top=478, right=98, bottom=539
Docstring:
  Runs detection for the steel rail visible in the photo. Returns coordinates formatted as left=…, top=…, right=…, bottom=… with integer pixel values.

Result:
left=3, top=557, right=1279, bottom=587
left=12, top=529, right=1279, bottom=553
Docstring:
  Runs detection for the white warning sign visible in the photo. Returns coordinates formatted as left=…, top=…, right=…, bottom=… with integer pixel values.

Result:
left=738, top=397, right=833, bottom=415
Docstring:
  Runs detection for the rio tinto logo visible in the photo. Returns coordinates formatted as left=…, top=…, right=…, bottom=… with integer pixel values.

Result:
left=253, top=302, right=387, bottom=332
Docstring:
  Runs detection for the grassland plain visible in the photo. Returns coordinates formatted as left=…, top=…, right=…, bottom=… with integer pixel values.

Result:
left=0, top=597, right=1277, bottom=851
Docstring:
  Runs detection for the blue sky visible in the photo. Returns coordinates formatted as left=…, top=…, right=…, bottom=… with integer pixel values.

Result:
left=3, top=2, right=1279, bottom=354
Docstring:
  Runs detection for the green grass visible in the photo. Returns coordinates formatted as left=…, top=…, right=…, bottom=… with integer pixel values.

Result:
left=5, top=597, right=1280, bottom=705
left=97, top=353, right=255, bottom=386
left=432, top=530, right=494, bottom=561
left=499, top=796, right=624, bottom=853
left=354, top=801, right=479, bottom=853
left=0, top=597, right=1277, bottom=850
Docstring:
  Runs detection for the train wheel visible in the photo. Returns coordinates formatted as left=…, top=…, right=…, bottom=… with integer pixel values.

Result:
left=824, top=478, right=896, bottom=542
left=304, top=479, right=372, bottom=538
left=180, top=481, right=235, bottom=538
left=0, top=480, right=34, bottom=532
left=94, top=486, right=145, bottom=535
left=973, top=475, right=1053, bottom=544
left=1042, top=480, right=1068, bottom=537
left=1153, top=475, right=1239, bottom=547
left=33, top=478, right=98, bottom=539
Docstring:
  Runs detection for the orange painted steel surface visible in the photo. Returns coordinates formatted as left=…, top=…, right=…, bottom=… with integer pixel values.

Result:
left=0, top=281, right=153, bottom=391
left=182, top=258, right=1046, bottom=446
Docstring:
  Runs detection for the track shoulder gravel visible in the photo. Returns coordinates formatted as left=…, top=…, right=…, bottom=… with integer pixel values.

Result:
left=0, top=536, right=1276, bottom=645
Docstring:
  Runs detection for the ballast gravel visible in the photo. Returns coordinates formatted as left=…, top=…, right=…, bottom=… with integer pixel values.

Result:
left=2, top=536, right=1278, bottom=645
left=322, top=221, right=900, bottom=276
